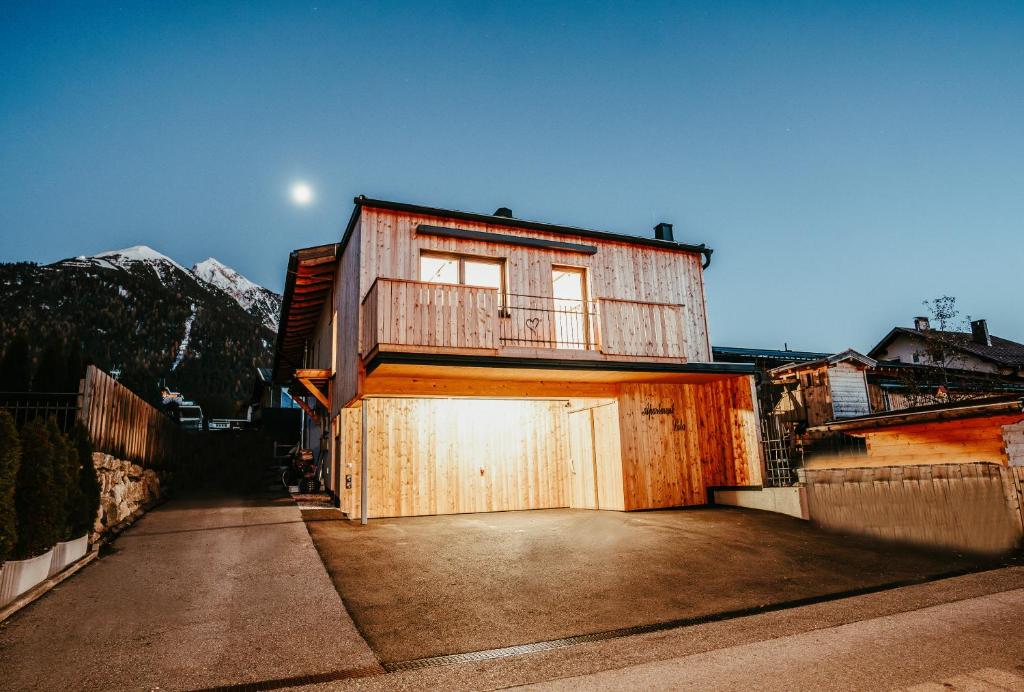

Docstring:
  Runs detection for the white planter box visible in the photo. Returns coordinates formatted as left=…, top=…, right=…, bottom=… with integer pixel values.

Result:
left=0, top=547, right=55, bottom=608
left=48, top=535, right=89, bottom=577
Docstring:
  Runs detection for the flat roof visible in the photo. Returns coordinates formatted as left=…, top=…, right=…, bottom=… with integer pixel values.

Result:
left=809, top=394, right=1024, bottom=434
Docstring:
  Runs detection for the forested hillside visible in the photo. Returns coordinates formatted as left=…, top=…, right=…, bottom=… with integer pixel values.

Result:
left=0, top=249, right=279, bottom=417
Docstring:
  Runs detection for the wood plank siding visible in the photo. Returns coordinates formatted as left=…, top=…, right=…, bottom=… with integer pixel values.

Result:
left=347, top=206, right=710, bottom=373
left=357, top=398, right=571, bottom=518
left=860, top=415, right=1021, bottom=466
left=333, top=376, right=762, bottom=519
left=617, top=379, right=762, bottom=509
left=361, top=278, right=499, bottom=354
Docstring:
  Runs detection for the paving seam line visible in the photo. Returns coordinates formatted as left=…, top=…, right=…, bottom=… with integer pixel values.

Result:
left=380, top=562, right=1019, bottom=672
left=185, top=563, right=1021, bottom=691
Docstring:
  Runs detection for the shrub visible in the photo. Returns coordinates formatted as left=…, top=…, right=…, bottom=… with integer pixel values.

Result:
left=68, top=424, right=100, bottom=537
left=0, top=411, right=20, bottom=563
left=15, top=419, right=61, bottom=558
left=47, top=420, right=79, bottom=541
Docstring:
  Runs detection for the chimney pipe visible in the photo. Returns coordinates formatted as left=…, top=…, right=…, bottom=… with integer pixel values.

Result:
left=914, top=316, right=931, bottom=331
left=971, top=319, right=992, bottom=346
left=654, top=222, right=674, bottom=241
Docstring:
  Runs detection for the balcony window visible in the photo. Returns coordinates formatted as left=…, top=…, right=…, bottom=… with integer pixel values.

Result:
left=420, top=254, right=459, bottom=284
left=420, top=252, right=504, bottom=291
left=463, top=259, right=502, bottom=289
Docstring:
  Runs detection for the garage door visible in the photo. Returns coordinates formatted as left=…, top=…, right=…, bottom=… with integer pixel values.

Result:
left=363, top=398, right=571, bottom=518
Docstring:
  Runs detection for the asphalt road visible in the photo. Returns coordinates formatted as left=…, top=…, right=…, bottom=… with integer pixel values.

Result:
left=0, top=492, right=379, bottom=691
left=523, top=587, right=1024, bottom=691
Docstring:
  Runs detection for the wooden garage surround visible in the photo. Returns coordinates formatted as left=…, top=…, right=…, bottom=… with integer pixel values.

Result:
left=335, top=370, right=764, bottom=521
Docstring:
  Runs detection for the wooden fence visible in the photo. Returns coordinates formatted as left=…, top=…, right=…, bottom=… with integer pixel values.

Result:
left=77, top=365, right=185, bottom=469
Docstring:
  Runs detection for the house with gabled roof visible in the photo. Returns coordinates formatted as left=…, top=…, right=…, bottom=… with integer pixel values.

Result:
left=869, top=317, right=1024, bottom=378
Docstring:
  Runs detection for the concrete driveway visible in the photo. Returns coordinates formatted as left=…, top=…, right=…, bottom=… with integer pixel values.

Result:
left=0, top=492, right=379, bottom=691
left=304, top=507, right=989, bottom=664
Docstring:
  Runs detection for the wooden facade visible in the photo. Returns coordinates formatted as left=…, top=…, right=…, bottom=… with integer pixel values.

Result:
left=811, top=396, right=1024, bottom=468
left=273, top=197, right=765, bottom=521
left=768, top=350, right=876, bottom=429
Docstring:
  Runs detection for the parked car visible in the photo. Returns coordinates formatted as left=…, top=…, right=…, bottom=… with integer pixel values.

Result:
left=208, top=418, right=247, bottom=431
left=167, top=402, right=204, bottom=431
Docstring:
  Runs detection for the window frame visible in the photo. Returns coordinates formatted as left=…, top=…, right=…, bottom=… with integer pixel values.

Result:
left=419, top=250, right=508, bottom=297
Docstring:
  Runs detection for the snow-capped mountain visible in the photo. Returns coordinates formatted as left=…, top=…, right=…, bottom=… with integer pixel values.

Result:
left=62, top=246, right=282, bottom=331
left=65, top=245, right=190, bottom=285
left=0, top=245, right=281, bottom=414
left=192, top=258, right=281, bottom=331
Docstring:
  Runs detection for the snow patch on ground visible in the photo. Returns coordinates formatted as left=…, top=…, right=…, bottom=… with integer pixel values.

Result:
left=171, top=304, right=197, bottom=372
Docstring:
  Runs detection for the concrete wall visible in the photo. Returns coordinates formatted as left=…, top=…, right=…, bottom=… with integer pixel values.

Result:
left=713, top=487, right=808, bottom=519
left=805, top=463, right=1024, bottom=556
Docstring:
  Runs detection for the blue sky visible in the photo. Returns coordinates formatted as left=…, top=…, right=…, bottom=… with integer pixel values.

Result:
left=1, top=1, right=1021, bottom=351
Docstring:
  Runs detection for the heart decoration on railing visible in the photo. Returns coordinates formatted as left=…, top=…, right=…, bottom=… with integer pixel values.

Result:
left=525, top=317, right=541, bottom=333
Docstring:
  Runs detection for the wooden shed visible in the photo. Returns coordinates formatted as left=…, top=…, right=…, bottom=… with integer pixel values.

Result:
left=810, top=395, right=1024, bottom=468
left=273, top=197, right=766, bottom=521
left=768, top=349, right=877, bottom=428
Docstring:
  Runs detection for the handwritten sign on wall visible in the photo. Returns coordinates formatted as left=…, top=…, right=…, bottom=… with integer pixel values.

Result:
left=642, top=402, right=685, bottom=432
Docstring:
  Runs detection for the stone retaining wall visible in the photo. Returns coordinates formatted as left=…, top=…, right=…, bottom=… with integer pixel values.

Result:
left=92, top=453, right=162, bottom=541
left=805, top=462, right=1024, bottom=556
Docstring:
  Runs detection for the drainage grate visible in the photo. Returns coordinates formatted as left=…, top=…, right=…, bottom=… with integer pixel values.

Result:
left=194, top=563, right=1008, bottom=688
left=382, top=564, right=1005, bottom=672
left=191, top=664, right=384, bottom=692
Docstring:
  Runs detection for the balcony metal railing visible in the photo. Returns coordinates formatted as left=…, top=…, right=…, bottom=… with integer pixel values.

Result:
left=498, top=292, right=599, bottom=350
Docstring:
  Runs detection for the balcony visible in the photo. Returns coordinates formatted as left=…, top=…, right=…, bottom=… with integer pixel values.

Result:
left=360, top=278, right=689, bottom=363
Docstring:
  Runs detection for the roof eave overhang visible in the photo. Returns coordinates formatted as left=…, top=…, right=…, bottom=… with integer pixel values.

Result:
left=353, top=196, right=714, bottom=266
left=365, top=351, right=756, bottom=378
left=272, top=243, right=339, bottom=383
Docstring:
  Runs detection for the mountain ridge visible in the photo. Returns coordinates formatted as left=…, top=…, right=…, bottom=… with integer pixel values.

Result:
left=0, top=246, right=281, bottom=416
left=60, top=245, right=281, bottom=330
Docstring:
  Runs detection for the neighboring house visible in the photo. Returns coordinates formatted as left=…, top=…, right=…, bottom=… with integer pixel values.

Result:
left=869, top=317, right=1024, bottom=378
left=768, top=350, right=877, bottom=428
left=273, top=196, right=764, bottom=521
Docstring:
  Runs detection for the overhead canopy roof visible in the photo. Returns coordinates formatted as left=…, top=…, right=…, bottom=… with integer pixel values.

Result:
left=272, top=243, right=338, bottom=382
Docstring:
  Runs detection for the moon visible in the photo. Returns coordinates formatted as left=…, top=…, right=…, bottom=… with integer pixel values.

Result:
left=290, top=181, right=314, bottom=206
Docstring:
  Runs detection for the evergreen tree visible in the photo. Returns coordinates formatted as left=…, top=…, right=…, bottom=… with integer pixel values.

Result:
left=47, top=419, right=78, bottom=541
left=15, top=419, right=60, bottom=557
left=0, top=334, right=31, bottom=392
left=34, top=336, right=68, bottom=393
left=64, top=341, right=84, bottom=393
left=0, top=411, right=20, bottom=563
left=68, top=424, right=99, bottom=537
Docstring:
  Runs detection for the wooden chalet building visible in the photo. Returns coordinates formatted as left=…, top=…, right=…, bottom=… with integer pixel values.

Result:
left=273, top=196, right=764, bottom=522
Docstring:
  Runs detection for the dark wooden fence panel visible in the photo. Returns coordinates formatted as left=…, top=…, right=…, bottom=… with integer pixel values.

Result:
left=77, top=365, right=184, bottom=469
